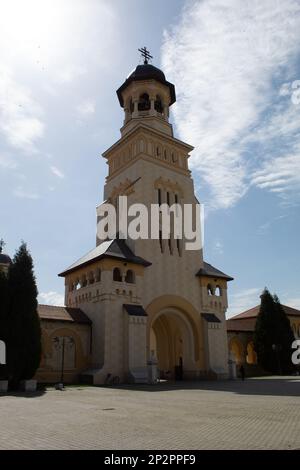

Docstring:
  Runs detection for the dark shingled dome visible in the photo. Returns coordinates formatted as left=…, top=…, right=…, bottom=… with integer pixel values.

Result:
left=128, top=64, right=166, bottom=82
left=0, top=253, right=12, bottom=265
left=117, top=63, right=176, bottom=107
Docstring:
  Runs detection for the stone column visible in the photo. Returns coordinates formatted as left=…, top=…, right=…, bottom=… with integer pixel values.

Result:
left=163, top=104, right=169, bottom=121
left=150, top=96, right=156, bottom=116
left=132, top=99, right=139, bottom=118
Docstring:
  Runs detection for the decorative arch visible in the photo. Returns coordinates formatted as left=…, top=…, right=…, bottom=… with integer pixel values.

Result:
left=49, top=327, right=86, bottom=370
left=207, top=283, right=214, bottom=296
left=113, top=267, right=122, bottom=282
left=138, top=92, right=150, bottom=111
left=229, top=336, right=244, bottom=365
left=146, top=295, right=204, bottom=364
left=125, top=269, right=135, bottom=284
left=246, top=341, right=257, bottom=364
left=216, top=285, right=222, bottom=296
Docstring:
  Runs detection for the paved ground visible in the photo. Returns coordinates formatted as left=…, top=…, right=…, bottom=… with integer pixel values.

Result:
left=0, top=377, right=300, bottom=450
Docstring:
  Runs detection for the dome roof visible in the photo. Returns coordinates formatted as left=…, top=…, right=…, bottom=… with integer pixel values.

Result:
left=117, top=63, right=176, bottom=107
left=0, top=253, right=11, bottom=265
left=127, top=64, right=166, bottom=82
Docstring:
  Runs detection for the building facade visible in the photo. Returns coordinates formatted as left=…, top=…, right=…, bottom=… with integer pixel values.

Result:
left=56, top=58, right=233, bottom=384
left=227, top=304, right=300, bottom=370
left=1, top=58, right=235, bottom=384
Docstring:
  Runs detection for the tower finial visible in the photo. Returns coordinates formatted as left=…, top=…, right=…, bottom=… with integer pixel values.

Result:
left=0, top=239, right=5, bottom=254
left=138, top=46, right=153, bottom=65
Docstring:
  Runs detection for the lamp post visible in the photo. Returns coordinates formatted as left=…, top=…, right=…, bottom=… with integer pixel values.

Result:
left=272, top=343, right=282, bottom=375
left=53, top=336, right=74, bottom=388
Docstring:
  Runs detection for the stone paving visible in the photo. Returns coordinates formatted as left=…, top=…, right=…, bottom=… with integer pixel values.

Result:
left=0, top=377, right=299, bottom=450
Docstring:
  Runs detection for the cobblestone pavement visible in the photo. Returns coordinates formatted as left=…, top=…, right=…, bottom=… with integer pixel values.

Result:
left=0, top=377, right=300, bottom=450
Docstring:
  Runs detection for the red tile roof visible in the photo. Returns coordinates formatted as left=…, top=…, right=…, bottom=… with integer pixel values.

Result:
left=38, top=304, right=91, bottom=324
left=229, top=304, right=300, bottom=320
left=226, top=318, right=256, bottom=332
left=226, top=303, right=300, bottom=332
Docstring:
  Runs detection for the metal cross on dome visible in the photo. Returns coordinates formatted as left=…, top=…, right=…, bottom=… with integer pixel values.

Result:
left=138, top=46, right=153, bottom=65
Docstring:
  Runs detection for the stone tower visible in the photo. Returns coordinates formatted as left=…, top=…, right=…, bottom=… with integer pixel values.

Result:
left=59, top=52, right=233, bottom=384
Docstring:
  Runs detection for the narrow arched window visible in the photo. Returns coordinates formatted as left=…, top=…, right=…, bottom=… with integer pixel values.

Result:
left=154, top=95, right=163, bottom=113
left=95, top=268, right=101, bottom=283
left=125, top=269, right=135, bottom=284
left=216, top=285, right=222, bottom=296
left=207, top=284, right=214, bottom=296
left=138, top=93, right=150, bottom=111
left=113, top=267, right=122, bottom=282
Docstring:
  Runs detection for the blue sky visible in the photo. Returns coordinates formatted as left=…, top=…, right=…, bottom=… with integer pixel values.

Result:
left=0, top=0, right=299, bottom=316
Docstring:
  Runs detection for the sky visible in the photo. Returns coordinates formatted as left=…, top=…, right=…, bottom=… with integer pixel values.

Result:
left=0, top=0, right=300, bottom=317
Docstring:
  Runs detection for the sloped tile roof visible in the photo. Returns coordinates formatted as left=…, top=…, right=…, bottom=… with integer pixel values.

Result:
left=196, top=262, right=233, bottom=281
left=59, top=238, right=151, bottom=276
left=230, top=304, right=300, bottom=320
left=38, top=304, right=92, bottom=324
left=123, top=304, right=147, bottom=316
left=226, top=318, right=256, bottom=332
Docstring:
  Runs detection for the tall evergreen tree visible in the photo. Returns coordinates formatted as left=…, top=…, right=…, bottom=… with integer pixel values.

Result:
left=273, top=294, right=295, bottom=373
left=254, top=288, right=294, bottom=374
left=7, top=242, right=41, bottom=385
left=0, top=270, right=9, bottom=379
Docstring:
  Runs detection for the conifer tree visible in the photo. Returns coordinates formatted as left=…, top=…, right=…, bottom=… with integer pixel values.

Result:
left=254, top=288, right=294, bottom=374
left=0, top=270, right=9, bottom=379
left=7, top=242, right=41, bottom=385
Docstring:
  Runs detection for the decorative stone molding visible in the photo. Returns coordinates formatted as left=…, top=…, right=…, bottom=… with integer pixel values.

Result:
left=154, top=177, right=184, bottom=198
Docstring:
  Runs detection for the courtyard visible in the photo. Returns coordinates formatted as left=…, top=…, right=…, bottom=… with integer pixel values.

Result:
left=0, top=377, right=299, bottom=450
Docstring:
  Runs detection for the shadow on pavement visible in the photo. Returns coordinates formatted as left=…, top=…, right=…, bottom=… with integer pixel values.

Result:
left=0, top=387, right=46, bottom=398
left=99, top=376, right=300, bottom=397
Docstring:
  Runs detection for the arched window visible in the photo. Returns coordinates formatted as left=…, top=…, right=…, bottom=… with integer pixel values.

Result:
left=138, top=93, right=150, bottom=111
left=246, top=342, right=257, bottom=364
left=113, top=267, right=122, bottom=282
left=154, top=95, right=163, bottom=113
left=216, top=285, right=222, bottom=296
left=95, top=268, right=101, bottom=283
left=125, top=269, right=135, bottom=283
left=88, top=271, right=94, bottom=285
left=207, top=284, right=214, bottom=296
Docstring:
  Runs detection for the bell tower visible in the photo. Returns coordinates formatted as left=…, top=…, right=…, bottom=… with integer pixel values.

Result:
left=116, top=47, right=176, bottom=138
left=60, top=48, right=233, bottom=385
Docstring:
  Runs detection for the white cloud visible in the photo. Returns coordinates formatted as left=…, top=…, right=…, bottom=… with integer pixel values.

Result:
left=252, top=153, right=300, bottom=196
left=39, top=291, right=64, bottom=306
left=50, top=165, right=64, bottom=179
left=0, top=153, right=17, bottom=169
left=13, top=186, right=39, bottom=199
left=161, top=0, right=300, bottom=209
left=76, top=99, right=96, bottom=119
left=54, top=65, right=87, bottom=85
left=227, top=287, right=262, bottom=318
left=282, top=297, right=300, bottom=309
left=0, top=66, right=44, bottom=151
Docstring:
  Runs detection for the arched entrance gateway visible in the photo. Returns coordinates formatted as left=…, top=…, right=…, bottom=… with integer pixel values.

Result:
left=146, top=295, right=205, bottom=380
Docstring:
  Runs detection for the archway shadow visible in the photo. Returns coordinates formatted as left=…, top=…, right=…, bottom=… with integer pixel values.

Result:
left=99, top=376, right=300, bottom=398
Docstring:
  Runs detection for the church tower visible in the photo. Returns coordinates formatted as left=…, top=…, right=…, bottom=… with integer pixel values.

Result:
left=59, top=49, right=233, bottom=384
